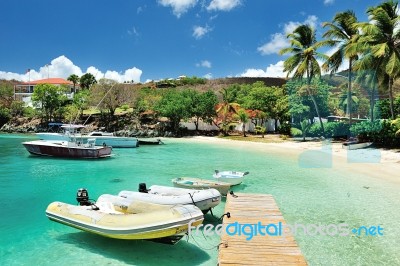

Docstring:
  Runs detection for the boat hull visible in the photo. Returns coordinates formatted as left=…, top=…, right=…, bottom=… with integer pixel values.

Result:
left=342, top=142, right=373, bottom=150
left=22, top=141, right=112, bottom=159
left=45, top=200, right=203, bottom=241
left=172, top=177, right=231, bottom=196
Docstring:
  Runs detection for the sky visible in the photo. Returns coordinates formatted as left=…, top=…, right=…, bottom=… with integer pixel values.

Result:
left=0, top=0, right=381, bottom=84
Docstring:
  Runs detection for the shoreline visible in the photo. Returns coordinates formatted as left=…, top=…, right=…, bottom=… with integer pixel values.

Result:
left=182, top=136, right=400, bottom=185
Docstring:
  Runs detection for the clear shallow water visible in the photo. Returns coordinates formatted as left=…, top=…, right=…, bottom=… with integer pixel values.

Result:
left=0, top=134, right=399, bottom=266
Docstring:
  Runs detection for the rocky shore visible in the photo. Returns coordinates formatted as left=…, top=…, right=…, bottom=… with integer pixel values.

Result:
left=0, top=117, right=218, bottom=138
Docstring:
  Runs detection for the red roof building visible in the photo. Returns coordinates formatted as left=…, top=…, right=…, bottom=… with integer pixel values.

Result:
left=14, top=78, right=80, bottom=106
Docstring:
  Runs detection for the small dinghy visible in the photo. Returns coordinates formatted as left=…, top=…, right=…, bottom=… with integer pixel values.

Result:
left=45, top=188, right=204, bottom=244
left=118, top=184, right=221, bottom=213
left=172, top=177, right=232, bottom=196
left=213, top=170, right=249, bottom=185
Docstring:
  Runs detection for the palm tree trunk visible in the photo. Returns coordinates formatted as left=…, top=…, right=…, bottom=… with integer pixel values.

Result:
left=307, top=70, right=325, bottom=137
left=389, top=77, right=395, bottom=119
left=348, top=59, right=352, bottom=126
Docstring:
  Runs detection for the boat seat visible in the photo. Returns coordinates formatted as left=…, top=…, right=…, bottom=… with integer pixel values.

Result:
left=95, top=200, right=121, bottom=214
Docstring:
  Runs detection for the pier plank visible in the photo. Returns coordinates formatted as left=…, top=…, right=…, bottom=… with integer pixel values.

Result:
left=218, top=193, right=307, bottom=265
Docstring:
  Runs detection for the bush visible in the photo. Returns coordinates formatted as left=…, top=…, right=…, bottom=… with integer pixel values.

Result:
left=121, top=104, right=129, bottom=111
left=23, top=107, right=37, bottom=119
left=308, top=122, right=349, bottom=139
left=278, top=122, right=291, bottom=135
left=0, top=106, right=11, bottom=126
left=10, top=101, right=24, bottom=116
left=290, top=127, right=302, bottom=137
left=350, top=120, right=400, bottom=147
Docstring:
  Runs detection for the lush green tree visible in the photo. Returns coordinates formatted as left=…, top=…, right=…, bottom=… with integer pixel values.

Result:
left=0, top=106, right=11, bottom=126
left=0, top=81, right=14, bottom=108
left=80, top=73, right=97, bottom=89
left=183, top=89, right=218, bottom=131
left=154, top=89, right=191, bottom=133
left=359, top=0, right=400, bottom=119
left=31, top=84, right=68, bottom=123
left=323, top=10, right=360, bottom=126
left=280, top=24, right=328, bottom=136
left=285, top=78, right=331, bottom=126
left=73, top=90, right=90, bottom=117
left=67, top=74, right=80, bottom=93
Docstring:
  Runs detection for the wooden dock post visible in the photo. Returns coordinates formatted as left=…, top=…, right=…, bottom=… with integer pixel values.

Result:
left=218, top=193, right=307, bottom=265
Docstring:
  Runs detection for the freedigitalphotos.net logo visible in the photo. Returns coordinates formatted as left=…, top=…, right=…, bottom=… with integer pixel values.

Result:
left=188, top=220, right=384, bottom=241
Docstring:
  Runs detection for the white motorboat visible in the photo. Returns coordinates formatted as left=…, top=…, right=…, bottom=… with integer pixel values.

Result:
left=36, top=124, right=139, bottom=148
left=22, top=138, right=112, bottom=159
left=172, top=177, right=231, bottom=196
left=45, top=189, right=203, bottom=244
left=213, top=170, right=249, bottom=185
left=118, top=184, right=221, bottom=213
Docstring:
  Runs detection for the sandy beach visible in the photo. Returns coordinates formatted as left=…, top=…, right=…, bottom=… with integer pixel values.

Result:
left=186, top=136, right=400, bottom=185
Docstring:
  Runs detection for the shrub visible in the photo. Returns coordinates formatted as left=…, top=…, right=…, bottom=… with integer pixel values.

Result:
left=0, top=106, right=11, bottom=126
left=290, top=127, right=302, bottom=137
left=23, top=107, right=37, bottom=119
left=278, top=122, right=291, bottom=135
left=121, top=104, right=129, bottom=111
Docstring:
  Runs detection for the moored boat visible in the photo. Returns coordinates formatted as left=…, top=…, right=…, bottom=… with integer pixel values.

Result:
left=172, top=177, right=231, bottom=196
left=342, top=139, right=373, bottom=150
left=45, top=189, right=203, bottom=243
left=36, top=124, right=139, bottom=148
left=119, top=184, right=221, bottom=213
left=137, top=138, right=164, bottom=145
left=213, top=170, right=249, bottom=185
left=22, top=138, right=112, bottom=159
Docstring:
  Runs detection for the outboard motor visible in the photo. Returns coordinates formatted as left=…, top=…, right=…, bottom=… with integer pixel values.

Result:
left=138, top=183, right=148, bottom=193
left=76, top=188, right=91, bottom=206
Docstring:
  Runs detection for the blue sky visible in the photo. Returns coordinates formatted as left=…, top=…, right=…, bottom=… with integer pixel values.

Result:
left=0, top=0, right=380, bottom=83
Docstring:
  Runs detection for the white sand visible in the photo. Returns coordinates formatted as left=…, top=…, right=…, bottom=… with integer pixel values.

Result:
left=184, top=136, right=400, bottom=185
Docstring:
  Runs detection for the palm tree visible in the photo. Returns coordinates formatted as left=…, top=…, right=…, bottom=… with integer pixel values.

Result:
left=280, top=24, right=328, bottom=136
left=67, top=74, right=80, bottom=94
left=235, top=109, right=249, bottom=137
left=215, top=88, right=240, bottom=136
left=322, top=10, right=360, bottom=126
left=359, top=0, right=400, bottom=119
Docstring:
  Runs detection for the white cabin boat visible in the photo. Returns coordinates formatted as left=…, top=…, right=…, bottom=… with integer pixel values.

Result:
left=213, top=170, right=249, bottom=185
left=36, top=124, right=139, bottom=148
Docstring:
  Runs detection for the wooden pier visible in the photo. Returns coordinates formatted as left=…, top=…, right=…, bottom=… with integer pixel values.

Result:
left=218, top=193, right=307, bottom=265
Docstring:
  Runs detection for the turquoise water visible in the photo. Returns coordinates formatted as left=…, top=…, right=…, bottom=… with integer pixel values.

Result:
left=1, top=134, right=399, bottom=266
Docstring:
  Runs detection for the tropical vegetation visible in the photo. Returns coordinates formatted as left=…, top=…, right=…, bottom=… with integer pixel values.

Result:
left=2, top=0, right=400, bottom=147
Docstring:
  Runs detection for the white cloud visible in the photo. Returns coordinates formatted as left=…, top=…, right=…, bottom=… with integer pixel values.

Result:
left=193, top=25, right=211, bottom=39
left=0, top=55, right=143, bottom=83
left=203, top=73, right=213, bottom=79
left=158, top=0, right=197, bottom=18
left=238, top=61, right=285, bottom=78
left=196, top=60, right=212, bottom=68
left=257, top=15, right=319, bottom=56
left=324, top=0, right=334, bottom=5
left=257, top=33, right=287, bottom=55
left=207, top=0, right=241, bottom=11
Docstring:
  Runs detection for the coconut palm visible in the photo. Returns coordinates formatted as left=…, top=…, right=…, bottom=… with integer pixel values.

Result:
left=322, top=10, right=360, bottom=125
left=358, top=0, right=400, bottom=119
left=280, top=24, right=328, bottom=136
left=235, top=109, right=249, bottom=137
left=67, top=74, right=80, bottom=94
left=215, top=88, right=240, bottom=136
